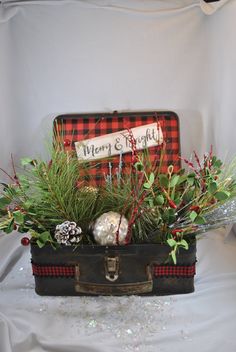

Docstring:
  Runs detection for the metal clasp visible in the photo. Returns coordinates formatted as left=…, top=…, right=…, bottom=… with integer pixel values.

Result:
left=104, top=256, right=119, bottom=282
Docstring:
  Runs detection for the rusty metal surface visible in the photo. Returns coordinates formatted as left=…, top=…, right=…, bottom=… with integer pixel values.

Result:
left=31, top=243, right=196, bottom=296
left=75, top=264, right=153, bottom=295
left=75, top=280, right=153, bottom=295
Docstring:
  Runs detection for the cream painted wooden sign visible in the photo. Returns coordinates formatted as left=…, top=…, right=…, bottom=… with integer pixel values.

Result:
left=75, top=123, right=163, bottom=161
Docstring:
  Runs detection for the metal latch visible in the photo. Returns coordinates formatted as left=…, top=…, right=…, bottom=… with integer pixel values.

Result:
left=104, top=256, right=119, bottom=282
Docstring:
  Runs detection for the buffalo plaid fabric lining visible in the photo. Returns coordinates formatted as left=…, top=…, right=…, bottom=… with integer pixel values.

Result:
left=153, top=264, right=196, bottom=277
left=32, top=263, right=75, bottom=277
left=54, top=112, right=180, bottom=185
left=32, top=263, right=195, bottom=278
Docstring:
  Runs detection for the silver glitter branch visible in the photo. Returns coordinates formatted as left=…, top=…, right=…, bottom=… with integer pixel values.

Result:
left=172, top=197, right=236, bottom=235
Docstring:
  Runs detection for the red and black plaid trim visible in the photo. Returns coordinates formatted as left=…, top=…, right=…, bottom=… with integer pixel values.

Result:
left=32, top=262, right=195, bottom=278
left=32, top=263, right=75, bottom=277
left=54, top=112, right=181, bottom=185
left=153, top=264, right=196, bottom=278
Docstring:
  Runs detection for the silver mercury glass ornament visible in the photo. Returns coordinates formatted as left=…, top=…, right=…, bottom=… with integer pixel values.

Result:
left=92, top=211, right=128, bottom=245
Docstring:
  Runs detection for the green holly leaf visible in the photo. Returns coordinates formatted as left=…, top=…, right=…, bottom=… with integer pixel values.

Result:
left=170, top=175, right=180, bottom=188
left=36, top=239, right=45, bottom=248
left=159, top=174, right=169, bottom=188
left=177, top=175, right=187, bottom=185
left=170, top=250, right=177, bottom=265
left=209, top=182, right=217, bottom=194
left=167, top=238, right=177, bottom=247
left=155, top=195, right=165, bottom=205
left=36, top=231, right=52, bottom=248
left=179, top=239, right=189, bottom=250
left=194, top=215, right=206, bottom=224
left=144, top=173, right=155, bottom=189
left=39, top=231, right=51, bottom=242
left=215, top=191, right=230, bottom=201
left=30, top=230, right=40, bottom=239
left=190, top=211, right=198, bottom=222
left=187, top=176, right=195, bottom=186
left=13, top=210, right=25, bottom=225
left=149, top=172, right=155, bottom=185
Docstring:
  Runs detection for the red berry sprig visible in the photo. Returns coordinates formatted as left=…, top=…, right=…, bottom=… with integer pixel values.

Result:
left=63, top=139, right=71, bottom=147
left=189, top=205, right=200, bottom=213
left=21, top=237, right=30, bottom=246
left=161, top=187, right=177, bottom=209
left=125, top=127, right=138, bottom=165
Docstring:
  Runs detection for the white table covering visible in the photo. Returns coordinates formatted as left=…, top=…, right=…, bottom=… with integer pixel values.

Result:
left=0, top=229, right=236, bottom=352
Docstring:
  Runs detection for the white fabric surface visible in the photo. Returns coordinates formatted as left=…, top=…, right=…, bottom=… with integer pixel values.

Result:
left=1, top=0, right=236, bottom=178
left=0, top=0, right=231, bottom=16
left=1, top=229, right=236, bottom=352
left=1, top=1, right=236, bottom=351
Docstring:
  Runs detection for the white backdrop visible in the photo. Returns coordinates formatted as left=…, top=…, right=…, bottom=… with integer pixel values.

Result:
left=1, top=2, right=236, bottom=352
left=0, top=0, right=236, bottom=177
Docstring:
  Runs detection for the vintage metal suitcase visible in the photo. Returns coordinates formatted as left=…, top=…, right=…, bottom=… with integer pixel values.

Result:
left=30, top=111, right=197, bottom=296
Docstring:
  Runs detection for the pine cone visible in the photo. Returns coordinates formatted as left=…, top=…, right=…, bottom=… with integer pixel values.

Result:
left=55, top=221, right=82, bottom=246
left=81, top=186, right=98, bottom=194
